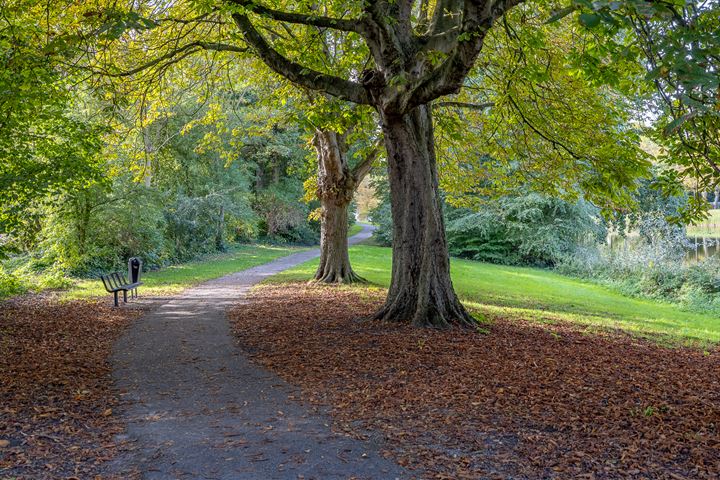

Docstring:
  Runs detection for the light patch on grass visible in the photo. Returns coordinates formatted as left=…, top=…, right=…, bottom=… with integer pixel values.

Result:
left=267, top=245, right=720, bottom=347
left=64, top=244, right=300, bottom=300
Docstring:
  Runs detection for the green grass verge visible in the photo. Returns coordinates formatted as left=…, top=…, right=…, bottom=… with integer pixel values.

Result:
left=269, top=245, right=720, bottom=347
left=687, top=209, right=720, bottom=238
left=349, top=223, right=364, bottom=237
left=64, top=244, right=300, bottom=300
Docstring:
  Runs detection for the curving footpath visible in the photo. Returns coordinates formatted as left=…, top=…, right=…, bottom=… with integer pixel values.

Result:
left=109, top=224, right=407, bottom=479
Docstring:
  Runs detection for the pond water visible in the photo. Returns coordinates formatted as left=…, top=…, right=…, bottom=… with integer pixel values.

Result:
left=687, top=237, right=720, bottom=262
left=607, top=234, right=720, bottom=262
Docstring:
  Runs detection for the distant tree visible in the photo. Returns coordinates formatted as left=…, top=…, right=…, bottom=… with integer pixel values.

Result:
left=271, top=87, right=382, bottom=284
left=310, top=125, right=379, bottom=283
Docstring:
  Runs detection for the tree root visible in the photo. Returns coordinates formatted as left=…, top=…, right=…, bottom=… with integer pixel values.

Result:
left=370, top=296, right=478, bottom=329
left=312, top=267, right=367, bottom=284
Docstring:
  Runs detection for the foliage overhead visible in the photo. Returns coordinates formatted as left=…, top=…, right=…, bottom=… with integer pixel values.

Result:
left=551, top=0, right=720, bottom=216
left=67, top=0, right=716, bottom=220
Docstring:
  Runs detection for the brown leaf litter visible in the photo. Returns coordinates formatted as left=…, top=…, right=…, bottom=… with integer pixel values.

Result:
left=230, top=283, right=720, bottom=480
left=0, top=294, right=141, bottom=479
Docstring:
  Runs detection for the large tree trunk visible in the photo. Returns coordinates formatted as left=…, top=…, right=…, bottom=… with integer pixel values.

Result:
left=373, top=105, right=475, bottom=328
left=313, top=130, right=364, bottom=283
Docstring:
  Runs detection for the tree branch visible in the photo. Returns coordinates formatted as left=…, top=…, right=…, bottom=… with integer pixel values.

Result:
left=97, top=41, right=247, bottom=78
left=231, top=12, right=371, bottom=105
left=228, top=0, right=366, bottom=34
left=414, top=0, right=464, bottom=53
left=351, top=142, right=382, bottom=183
left=405, top=0, right=525, bottom=110
left=507, top=94, right=583, bottom=160
left=428, top=0, right=464, bottom=34
left=417, top=27, right=461, bottom=53
left=434, top=101, right=494, bottom=110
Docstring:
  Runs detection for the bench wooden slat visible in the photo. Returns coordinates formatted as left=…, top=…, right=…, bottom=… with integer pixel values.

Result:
left=100, top=275, right=112, bottom=293
left=100, top=273, right=143, bottom=292
left=100, top=271, right=143, bottom=306
left=111, top=272, right=124, bottom=289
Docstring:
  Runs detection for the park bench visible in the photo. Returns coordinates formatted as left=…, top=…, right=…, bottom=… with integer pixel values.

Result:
left=100, top=258, right=143, bottom=306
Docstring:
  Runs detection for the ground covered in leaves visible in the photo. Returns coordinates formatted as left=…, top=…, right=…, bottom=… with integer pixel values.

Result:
left=0, top=295, right=140, bottom=479
left=230, top=283, right=720, bottom=479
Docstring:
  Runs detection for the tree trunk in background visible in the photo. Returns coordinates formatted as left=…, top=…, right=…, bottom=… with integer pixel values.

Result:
left=312, top=130, right=364, bottom=283
left=316, top=196, right=359, bottom=283
left=372, top=105, right=475, bottom=328
left=142, top=125, right=153, bottom=187
left=215, top=205, right=225, bottom=251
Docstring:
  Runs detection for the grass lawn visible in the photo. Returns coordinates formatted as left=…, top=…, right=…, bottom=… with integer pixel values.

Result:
left=270, top=244, right=720, bottom=346
left=65, top=244, right=300, bottom=300
left=687, top=209, right=720, bottom=238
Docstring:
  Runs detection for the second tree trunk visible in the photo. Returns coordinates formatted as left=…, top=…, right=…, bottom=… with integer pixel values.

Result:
left=313, top=130, right=363, bottom=283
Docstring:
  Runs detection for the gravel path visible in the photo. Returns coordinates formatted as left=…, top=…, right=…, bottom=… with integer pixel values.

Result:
left=109, top=225, right=407, bottom=479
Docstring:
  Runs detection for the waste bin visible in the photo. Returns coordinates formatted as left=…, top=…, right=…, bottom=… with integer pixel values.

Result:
left=128, top=258, right=143, bottom=298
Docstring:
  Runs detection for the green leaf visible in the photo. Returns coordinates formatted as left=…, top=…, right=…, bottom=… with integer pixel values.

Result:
left=546, top=6, right=577, bottom=24
left=664, top=116, right=687, bottom=135
left=579, top=13, right=601, bottom=28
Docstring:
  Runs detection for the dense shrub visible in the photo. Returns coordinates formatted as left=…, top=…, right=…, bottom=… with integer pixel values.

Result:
left=33, top=183, right=168, bottom=275
left=0, top=268, right=26, bottom=299
left=164, top=191, right=256, bottom=260
left=446, top=195, right=605, bottom=266
left=371, top=192, right=604, bottom=267
left=254, top=181, right=319, bottom=245
left=368, top=201, right=393, bottom=247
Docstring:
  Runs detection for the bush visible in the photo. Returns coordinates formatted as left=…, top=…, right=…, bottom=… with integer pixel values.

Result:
left=446, top=194, right=605, bottom=266
left=35, top=184, right=168, bottom=276
left=686, top=258, right=720, bottom=294
left=371, top=193, right=604, bottom=267
left=0, top=267, right=27, bottom=299
left=368, top=201, right=393, bottom=247
left=254, top=182, right=319, bottom=245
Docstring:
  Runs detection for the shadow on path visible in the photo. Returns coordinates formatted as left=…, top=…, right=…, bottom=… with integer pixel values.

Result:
left=109, top=225, right=407, bottom=479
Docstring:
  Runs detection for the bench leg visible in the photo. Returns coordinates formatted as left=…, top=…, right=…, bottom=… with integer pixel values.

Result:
left=114, top=291, right=119, bottom=307
left=123, top=290, right=127, bottom=303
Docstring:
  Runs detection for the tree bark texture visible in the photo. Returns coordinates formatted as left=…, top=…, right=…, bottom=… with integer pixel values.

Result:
left=373, top=105, right=475, bottom=328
